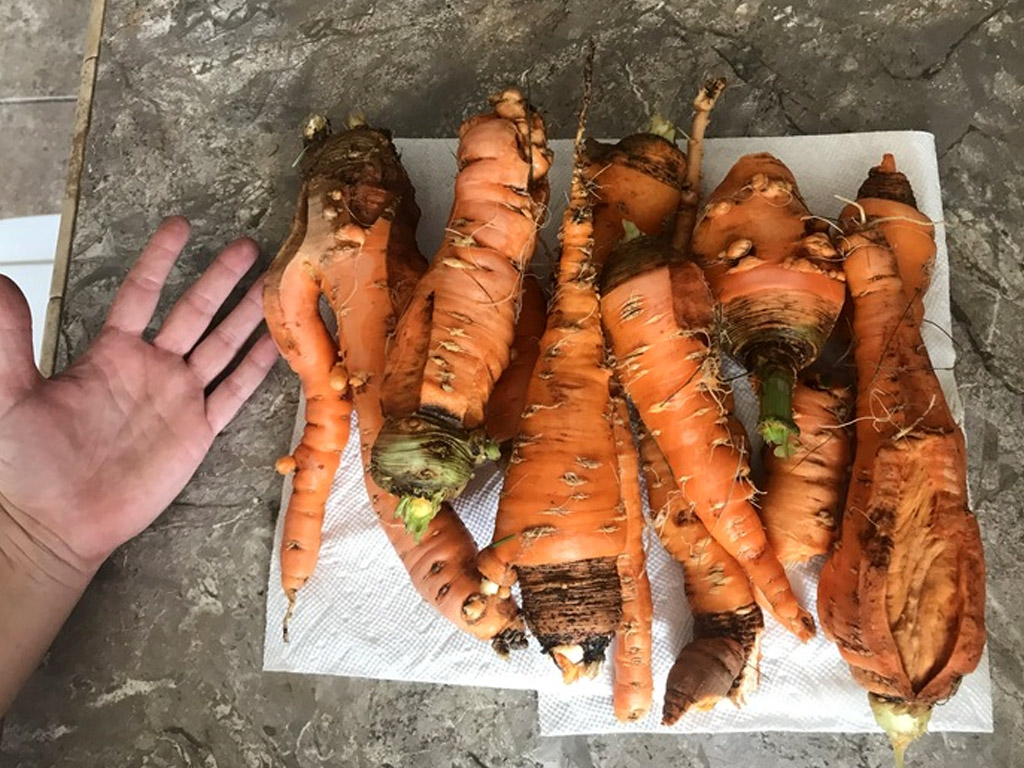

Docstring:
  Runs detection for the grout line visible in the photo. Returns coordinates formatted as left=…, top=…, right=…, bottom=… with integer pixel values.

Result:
left=0, top=260, right=57, bottom=268
left=40, top=0, right=107, bottom=377
left=0, top=95, right=78, bottom=105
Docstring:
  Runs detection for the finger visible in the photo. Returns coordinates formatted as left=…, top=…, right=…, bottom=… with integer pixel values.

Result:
left=104, top=216, right=191, bottom=334
left=205, top=333, right=279, bottom=433
left=187, top=274, right=266, bottom=386
left=0, top=275, right=41, bottom=405
left=153, top=237, right=258, bottom=356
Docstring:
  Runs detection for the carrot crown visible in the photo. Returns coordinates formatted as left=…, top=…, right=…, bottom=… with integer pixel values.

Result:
left=370, top=413, right=500, bottom=540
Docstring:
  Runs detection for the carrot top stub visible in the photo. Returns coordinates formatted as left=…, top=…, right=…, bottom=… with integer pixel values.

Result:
left=370, top=412, right=500, bottom=540
left=692, top=152, right=846, bottom=454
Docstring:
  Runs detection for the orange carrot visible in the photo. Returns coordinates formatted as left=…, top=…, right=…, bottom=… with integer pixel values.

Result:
left=600, top=234, right=814, bottom=641
left=610, top=392, right=653, bottom=722
left=266, top=119, right=521, bottom=646
left=691, top=153, right=846, bottom=453
left=638, top=428, right=764, bottom=723
left=485, top=273, right=547, bottom=449
left=759, top=379, right=852, bottom=565
left=478, top=67, right=629, bottom=682
left=818, top=157, right=985, bottom=766
left=838, top=153, right=936, bottom=329
left=371, top=89, right=552, bottom=538
left=583, top=124, right=688, bottom=268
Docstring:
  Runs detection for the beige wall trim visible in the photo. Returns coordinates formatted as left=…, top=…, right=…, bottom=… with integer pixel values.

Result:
left=40, top=0, right=107, bottom=377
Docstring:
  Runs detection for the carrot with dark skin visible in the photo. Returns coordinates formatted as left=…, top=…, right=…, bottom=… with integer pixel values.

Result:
left=371, top=89, right=552, bottom=538
left=691, top=153, right=846, bottom=454
left=485, top=273, right=547, bottom=450
left=817, top=158, right=985, bottom=767
left=478, top=62, right=629, bottom=682
left=638, top=428, right=763, bottom=723
left=759, top=379, right=852, bottom=565
left=610, top=392, right=653, bottom=722
left=266, top=118, right=522, bottom=647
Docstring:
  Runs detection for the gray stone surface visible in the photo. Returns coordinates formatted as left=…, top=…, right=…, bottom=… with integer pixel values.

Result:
left=0, top=102, right=76, bottom=217
left=0, top=0, right=89, bottom=98
left=3, top=0, right=1023, bottom=765
left=0, top=0, right=87, bottom=217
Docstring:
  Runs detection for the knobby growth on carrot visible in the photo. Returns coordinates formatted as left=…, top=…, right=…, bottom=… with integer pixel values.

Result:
left=817, top=156, right=985, bottom=767
left=370, top=89, right=552, bottom=540
left=691, top=152, right=846, bottom=454
left=265, top=118, right=521, bottom=648
left=599, top=82, right=815, bottom=641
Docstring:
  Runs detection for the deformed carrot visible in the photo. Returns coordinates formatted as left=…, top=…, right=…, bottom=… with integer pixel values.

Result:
left=691, top=153, right=846, bottom=453
left=266, top=118, right=521, bottom=646
left=600, top=235, right=814, bottom=641
left=818, top=157, right=985, bottom=766
left=639, top=424, right=763, bottom=723
left=371, top=89, right=552, bottom=539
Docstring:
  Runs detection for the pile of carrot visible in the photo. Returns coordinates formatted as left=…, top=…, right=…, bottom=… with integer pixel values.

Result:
left=261, top=63, right=986, bottom=754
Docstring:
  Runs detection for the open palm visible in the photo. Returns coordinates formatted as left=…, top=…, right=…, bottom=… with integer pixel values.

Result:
left=0, top=217, right=277, bottom=572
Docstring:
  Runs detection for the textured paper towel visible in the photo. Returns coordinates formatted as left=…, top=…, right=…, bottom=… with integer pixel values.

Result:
left=263, top=132, right=992, bottom=734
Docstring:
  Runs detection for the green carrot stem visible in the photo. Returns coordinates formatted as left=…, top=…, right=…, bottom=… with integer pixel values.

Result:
left=758, top=365, right=799, bottom=456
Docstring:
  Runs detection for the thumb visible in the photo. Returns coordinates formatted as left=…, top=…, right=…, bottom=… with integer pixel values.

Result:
left=0, top=274, right=41, bottom=405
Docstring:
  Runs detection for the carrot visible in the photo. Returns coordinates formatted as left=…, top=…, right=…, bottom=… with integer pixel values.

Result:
left=817, top=158, right=985, bottom=767
left=759, top=378, right=852, bottom=565
left=598, top=83, right=814, bottom=641
left=691, top=153, right=846, bottom=454
left=266, top=118, right=522, bottom=647
left=371, top=89, right=552, bottom=539
left=485, top=273, right=547, bottom=449
left=638, top=428, right=764, bottom=724
left=477, top=62, right=628, bottom=682
left=838, top=153, right=936, bottom=329
left=583, top=121, right=689, bottom=268
left=610, top=392, right=653, bottom=722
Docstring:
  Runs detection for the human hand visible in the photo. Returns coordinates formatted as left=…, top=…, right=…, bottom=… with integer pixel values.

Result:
left=0, top=217, right=278, bottom=581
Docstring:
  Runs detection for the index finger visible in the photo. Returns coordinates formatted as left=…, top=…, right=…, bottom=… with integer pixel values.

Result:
left=104, top=216, right=191, bottom=335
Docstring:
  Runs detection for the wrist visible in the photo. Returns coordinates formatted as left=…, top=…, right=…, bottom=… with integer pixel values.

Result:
left=0, top=496, right=97, bottom=596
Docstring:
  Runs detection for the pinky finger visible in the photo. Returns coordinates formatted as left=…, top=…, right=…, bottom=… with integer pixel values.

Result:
left=205, top=333, right=279, bottom=434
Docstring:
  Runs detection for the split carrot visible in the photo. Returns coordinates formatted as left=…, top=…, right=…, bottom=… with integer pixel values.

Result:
left=818, top=156, right=985, bottom=766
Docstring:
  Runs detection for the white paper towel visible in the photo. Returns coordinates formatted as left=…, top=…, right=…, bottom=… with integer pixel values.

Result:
left=263, top=131, right=992, bottom=735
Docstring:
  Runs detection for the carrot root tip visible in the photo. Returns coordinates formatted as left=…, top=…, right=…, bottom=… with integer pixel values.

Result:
left=491, top=625, right=528, bottom=659
left=869, top=694, right=932, bottom=768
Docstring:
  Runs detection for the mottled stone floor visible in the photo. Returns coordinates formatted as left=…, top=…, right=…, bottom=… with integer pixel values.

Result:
left=2, top=1, right=1022, bottom=766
